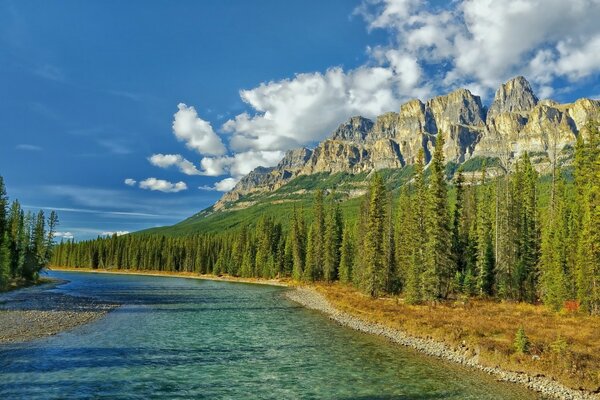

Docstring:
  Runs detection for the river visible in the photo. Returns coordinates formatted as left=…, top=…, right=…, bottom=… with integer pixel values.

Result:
left=0, top=270, right=539, bottom=399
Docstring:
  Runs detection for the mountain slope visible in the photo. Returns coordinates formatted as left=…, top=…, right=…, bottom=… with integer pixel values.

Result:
left=141, top=76, right=599, bottom=236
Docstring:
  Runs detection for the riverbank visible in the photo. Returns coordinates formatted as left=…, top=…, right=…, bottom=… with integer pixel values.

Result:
left=0, top=279, right=118, bottom=344
left=48, top=267, right=599, bottom=399
left=286, top=285, right=600, bottom=400
left=49, top=266, right=290, bottom=287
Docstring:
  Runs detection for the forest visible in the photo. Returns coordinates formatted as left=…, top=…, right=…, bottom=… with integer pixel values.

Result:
left=0, top=177, right=58, bottom=289
left=52, top=122, right=600, bottom=315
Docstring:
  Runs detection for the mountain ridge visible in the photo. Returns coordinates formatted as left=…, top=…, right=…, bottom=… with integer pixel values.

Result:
left=215, top=76, right=600, bottom=211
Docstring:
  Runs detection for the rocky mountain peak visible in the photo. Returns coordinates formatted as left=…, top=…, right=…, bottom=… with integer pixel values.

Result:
left=277, top=147, right=313, bottom=170
left=330, top=116, right=374, bottom=142
left=426, top=88, right=486, bottom=128
left=488, top=76, right=538, bottom=119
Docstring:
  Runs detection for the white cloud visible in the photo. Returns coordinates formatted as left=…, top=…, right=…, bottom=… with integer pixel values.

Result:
left=148, top=154, right=201, bottom=176
left=173, top=103, right=226, bottom=155
left=54, top=231, right=74, bottom=240
left=149, top=0, right=600, bottom=195
left=15, top=144, right=42, bottom=151
left=139, top=178, right=187, bottom=193
left=222, top=66, right=424, bottom=153
left=214, top=178, right=238, bottom=192
left=198, top=150, right=284, bottom=178
left=358, top=0, right=600, bottom=96
left=101, top=231, right=130, bottom=237
left=124, top=178, right=137, bottom=186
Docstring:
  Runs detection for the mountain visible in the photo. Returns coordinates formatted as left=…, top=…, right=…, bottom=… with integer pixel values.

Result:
left=214, top=76, right=599, bottom=211
left=140, top=76, right=600, bottom=236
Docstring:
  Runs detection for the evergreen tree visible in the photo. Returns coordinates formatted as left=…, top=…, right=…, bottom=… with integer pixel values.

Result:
left=475, top=165, right=495, bottom=296
left=290, top=207, right=306, bottom=281
left=338, top=222, right=354, bottom=284
left=323, top=195, right=342, bottom=282
left=364, top=173, right=387, bottom=297
left=539, top=171, right=568, bottom=311
left=0, top=233, right=10, bottom=289
left=423, top=133, right=454, bottom=300
left=404, top=151, right=427, bottom=304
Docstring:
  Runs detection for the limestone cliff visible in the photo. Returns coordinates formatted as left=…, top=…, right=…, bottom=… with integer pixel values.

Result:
left=215, top=77, right=600, bottom=210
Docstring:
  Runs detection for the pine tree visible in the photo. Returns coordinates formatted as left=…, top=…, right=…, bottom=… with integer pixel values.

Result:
left=539, top=172, right=568, bottom=311
left=338, top=222, right=354, bottom=284
left=475, top=165, right=494, bottom=296
left=574, top=121, right=600, bottom=314
left=310, top=190, right=325, bottom=281
left=423, top=133, right=454, bottom=300
left=364, top=172, right=387, bottom=297
left=404, top=151, right=427, bottom=304
left=0, top=233, right=10, bottom=289
left=451, top=167, right=466, bottom=293
left=0, top=176, right=8, bottom=243
left=323, top=195, right=342, bottom=282
left=291, top=207, right=306, bottom=281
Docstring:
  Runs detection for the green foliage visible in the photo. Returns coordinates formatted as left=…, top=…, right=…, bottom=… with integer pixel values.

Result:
left=51, top=121, right=600, bottom=315
left=460, top=156, right=501, bottom=172
left=514, top=326, right=530, bottom=354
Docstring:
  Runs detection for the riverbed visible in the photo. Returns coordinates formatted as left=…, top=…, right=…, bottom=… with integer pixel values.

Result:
left=0, top=270, right=538, bottom=399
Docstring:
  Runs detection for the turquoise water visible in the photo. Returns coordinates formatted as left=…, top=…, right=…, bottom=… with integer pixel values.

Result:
left=0, top=271, right=538, bottom=399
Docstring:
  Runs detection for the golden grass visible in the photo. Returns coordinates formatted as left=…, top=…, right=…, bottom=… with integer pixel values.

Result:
left=314, top=282, right=600, bottom=391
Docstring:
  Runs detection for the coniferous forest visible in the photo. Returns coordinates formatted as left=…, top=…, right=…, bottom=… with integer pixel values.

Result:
left=0, top=177, right=58, bottom=289
left=52, top=122, right=600, bottom=315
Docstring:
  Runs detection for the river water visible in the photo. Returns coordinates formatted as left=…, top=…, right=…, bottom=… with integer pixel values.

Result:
left=0, top=271, right=539, bottom=399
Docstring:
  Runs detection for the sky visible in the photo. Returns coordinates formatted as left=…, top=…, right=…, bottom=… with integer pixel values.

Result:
left=1, top=0, right=600, bottom=241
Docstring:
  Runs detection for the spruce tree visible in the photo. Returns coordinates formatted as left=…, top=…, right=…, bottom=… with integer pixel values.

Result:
left=423, top=133, right=454, bottom=300
left=338, top=222, right=354, bottom=284
left=323, top=195, right=342, bottom=282
left=364, top=172, right=386, bottom=297
left=0, top=233, right=10, bottom=288
left=404, top=151, right=427, bottom=304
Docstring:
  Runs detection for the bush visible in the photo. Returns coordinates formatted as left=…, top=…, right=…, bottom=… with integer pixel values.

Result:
left=514, top=326, right=530, bottom=354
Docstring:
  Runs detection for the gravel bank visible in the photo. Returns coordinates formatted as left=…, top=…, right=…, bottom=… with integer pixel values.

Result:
left=286, top=286, right=599, bottom=400
left=0, top=279, right=118, bottom=344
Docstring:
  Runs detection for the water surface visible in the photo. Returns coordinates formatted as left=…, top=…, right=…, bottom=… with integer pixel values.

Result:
left=0, top=271, right=539, bottom=399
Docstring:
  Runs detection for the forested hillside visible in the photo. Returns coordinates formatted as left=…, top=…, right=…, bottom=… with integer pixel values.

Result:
left=53, top=122, right=600, bottom=315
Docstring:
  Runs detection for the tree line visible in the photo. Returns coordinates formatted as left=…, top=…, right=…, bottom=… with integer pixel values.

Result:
left=0, top=177, right=58, bottom=289
left=52, top=122, right=600, bottom=314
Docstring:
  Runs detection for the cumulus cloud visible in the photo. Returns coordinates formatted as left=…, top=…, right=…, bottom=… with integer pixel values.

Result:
left=214, top=178, right=239, bottom=192
left=150, top=0, right=600, bottom=195
left=148, top=154, right=202, bottom=176
left=101, top=231, right=130, bottom=237
left=222, top=66, right=425, bottom=153
left=124, top=178, right=137, bottom=186
left=139, top=178, right=187, bottom=193
left=358, top=0, right=600, bottom=96
left=173, top=103, right=226, bottom=156
left=54, top=231, right=74, bottom=240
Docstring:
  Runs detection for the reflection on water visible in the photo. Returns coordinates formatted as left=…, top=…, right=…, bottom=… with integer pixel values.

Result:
left=0, top=271, right=538, bottom=399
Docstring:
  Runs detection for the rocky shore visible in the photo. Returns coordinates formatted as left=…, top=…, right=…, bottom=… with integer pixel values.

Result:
left=0, top=279, right=118, bottom=344
left=286, top=286, right=599, bottom=400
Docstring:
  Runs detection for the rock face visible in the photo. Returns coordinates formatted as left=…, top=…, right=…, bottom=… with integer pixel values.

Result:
left=216, top=76, right=600, bottom=209
left=487, top=76, right=538, bottom=118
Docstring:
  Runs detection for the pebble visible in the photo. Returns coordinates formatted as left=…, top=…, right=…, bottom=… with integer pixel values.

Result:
left=285, top=286, right=600, bottom=400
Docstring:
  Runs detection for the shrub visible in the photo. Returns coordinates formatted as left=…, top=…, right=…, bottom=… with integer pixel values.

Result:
left=514, top=326, right=530, bottom=354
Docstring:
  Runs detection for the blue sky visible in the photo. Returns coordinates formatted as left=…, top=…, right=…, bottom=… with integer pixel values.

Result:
left=2, top=0, right=600, bottom=240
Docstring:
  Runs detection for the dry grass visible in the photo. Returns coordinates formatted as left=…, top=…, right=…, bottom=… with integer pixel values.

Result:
left=315, top=282, right=600, bottom=392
